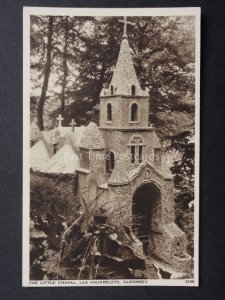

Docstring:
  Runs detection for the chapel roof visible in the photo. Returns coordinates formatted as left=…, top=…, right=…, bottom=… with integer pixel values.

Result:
left=42, top=126, right=86, bottom=147
left=100, top=36, right=148, bottom=97
left=39, top=143, right=80, bottom=174
left=79, top=122, right=105, bottom=150
left=31, top=126, right=87, bottom=173
left=30, top=139, right=50, bottom=170
left=109, top=160, right=172, bottom=186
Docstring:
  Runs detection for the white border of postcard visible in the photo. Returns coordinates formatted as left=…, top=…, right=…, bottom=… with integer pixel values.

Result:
left=23, top=6, right=200, bottom=287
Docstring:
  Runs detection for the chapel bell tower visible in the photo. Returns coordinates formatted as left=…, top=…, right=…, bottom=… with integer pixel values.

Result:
left=99, top=17, right=162, bottom=173
left=99, top=17, right=149, bottom=129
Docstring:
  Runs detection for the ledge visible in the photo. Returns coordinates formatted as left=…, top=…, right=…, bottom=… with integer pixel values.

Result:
left=98, top=182, right=109, bottom=190
left=100, top=95, right=149, bottom=99
left=99, top=127, right=154, bottom=132
left=76, top=167, right=91, bottom=174
left=129, top=121, right=140, bottom=124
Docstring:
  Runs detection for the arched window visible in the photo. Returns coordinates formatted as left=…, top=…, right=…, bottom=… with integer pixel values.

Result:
left=111, top=85, right=114, bottom=95
left=131, top=103, right=138, bottom=122
left=109, top=151, right=115, bottom=171
left=139, top=145, right=143, bottom=163
left=128, top=135, right=145, bottom=164
left=131, top=85, right=136, bottom=96
left=131, top=146, right=135, bottom=164
left=107, top=103, right=112, bottom=121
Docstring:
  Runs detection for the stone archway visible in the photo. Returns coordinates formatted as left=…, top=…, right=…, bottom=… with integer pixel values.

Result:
left=132, top=182, right=161, bottom=254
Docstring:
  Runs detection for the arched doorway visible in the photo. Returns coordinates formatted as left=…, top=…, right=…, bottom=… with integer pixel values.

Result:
left=132, top=182, right=161, bottom=254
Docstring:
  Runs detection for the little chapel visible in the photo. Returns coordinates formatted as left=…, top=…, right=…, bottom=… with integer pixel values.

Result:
left=31, top=18, right=191, bottom=272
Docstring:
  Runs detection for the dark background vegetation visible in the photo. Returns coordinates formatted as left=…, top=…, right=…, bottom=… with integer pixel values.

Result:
left=1, top=0, right=225, bottom=299
left=30, top=15, right=195, bottom=137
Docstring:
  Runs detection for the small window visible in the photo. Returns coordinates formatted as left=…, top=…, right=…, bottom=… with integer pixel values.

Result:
left=107, top=103, right=112, bottom=121
left=128, top=135, right=145, bottom=165
left=131, top=85, right=136, bottom=96
left=131, top=103, right=138, bottom=122
left=139, top=146, right=143, bottom=163
left=111, top=85, right=114, bottom=95
left=131, top=146, right=135, bottom=164
left=109, top=151, right=115, bottom=171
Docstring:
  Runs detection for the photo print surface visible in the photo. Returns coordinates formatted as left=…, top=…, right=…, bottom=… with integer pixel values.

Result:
left=23, top=7, right=200, bottom=287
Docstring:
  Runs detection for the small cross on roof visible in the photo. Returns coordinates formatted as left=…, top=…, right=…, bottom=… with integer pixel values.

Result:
left=70, top=118, right=76, bottom=132
left=56, top=114, right=64, bottom=127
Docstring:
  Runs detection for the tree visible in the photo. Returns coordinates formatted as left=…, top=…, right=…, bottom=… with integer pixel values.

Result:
left=168, top=131, right=194, bottom=209
left=60, top=17, right=122, bottom=125
left=59, top=16, right=69, bottom=112
left=37, top=16, right=54, bottom=130
left=30, top=16, right=195, bottom=134
left=127, top=16, right=195, bottom=138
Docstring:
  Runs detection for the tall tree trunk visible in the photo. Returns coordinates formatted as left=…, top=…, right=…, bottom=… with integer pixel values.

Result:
left=60, top=17, right=69, bottom=113
left=93, top=62, right=107, bottom=106
left=37, top=16, right=53, bottom=130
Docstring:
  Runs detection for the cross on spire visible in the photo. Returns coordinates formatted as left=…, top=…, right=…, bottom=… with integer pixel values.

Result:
left=56, top=114, right=64, bottom=127
left=70, top=118, right=76, bottom=132
left=118, top=16, right=134, bottom=37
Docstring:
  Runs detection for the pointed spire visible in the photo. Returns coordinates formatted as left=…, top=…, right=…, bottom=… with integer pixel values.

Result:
left=100, top=24, right=148, bottom=98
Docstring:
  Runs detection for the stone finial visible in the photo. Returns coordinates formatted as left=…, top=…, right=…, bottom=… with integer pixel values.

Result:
left=149, top=122, right=154, bottom=129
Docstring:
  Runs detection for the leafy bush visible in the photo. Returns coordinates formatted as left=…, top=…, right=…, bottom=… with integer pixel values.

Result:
left=30, top=170, right=79, bottom=223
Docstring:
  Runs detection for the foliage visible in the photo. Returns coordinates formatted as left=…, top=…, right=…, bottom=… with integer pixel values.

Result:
left=30, top=16, right=195, bottom=136
left=176, top=207, right=194, bottom=257
left=30, top=198, right=158, bottom=280
left=168, top=131, right=194, bottom=209
left=127, top=16, right=195, bottom=137
left=166, top=131, right=194, bottom=256
left=30, top=171, right=79, bottom=223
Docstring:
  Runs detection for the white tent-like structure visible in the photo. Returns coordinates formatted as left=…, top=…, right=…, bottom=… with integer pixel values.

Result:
left=39, top=143, right=80, bottom=174
left=30, top=139, right=50, bottom=171
left=30, top=125, right=86, bottom=174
